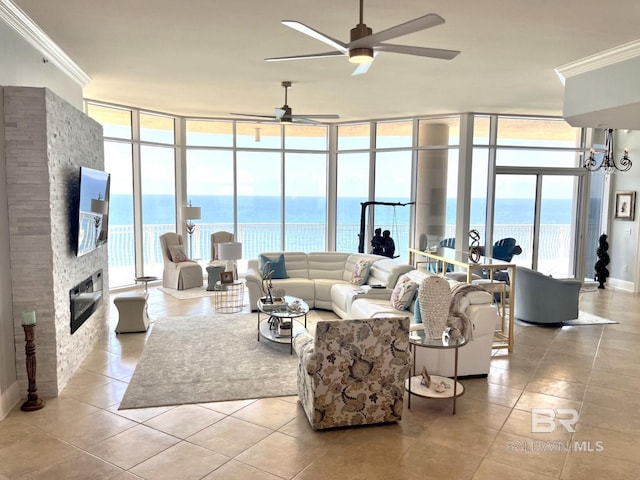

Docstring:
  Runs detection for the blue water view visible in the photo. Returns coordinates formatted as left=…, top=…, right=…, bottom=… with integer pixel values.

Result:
left=108, top=195, right=573, bottom=226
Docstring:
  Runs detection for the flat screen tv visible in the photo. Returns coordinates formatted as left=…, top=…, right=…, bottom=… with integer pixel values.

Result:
left=76, top=166, right=111, bottom=257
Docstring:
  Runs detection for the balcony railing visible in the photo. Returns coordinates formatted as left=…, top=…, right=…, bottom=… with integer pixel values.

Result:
left=107, top=222, right=577, bottom=288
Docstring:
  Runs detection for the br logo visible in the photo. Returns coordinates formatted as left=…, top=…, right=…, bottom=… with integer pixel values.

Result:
left=531, top=408, right=579, bottom=433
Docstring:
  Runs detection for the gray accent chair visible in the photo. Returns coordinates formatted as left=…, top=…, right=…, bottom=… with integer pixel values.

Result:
left=159, top=232, right=203, bottom=290
left=514, top=266, right=582, bottom=324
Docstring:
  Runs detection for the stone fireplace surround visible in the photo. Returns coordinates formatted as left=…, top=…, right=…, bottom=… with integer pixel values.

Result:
left=5, top=86, right=109, bottom=399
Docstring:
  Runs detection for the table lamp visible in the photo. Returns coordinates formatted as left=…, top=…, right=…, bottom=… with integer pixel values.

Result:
left=183, top=201, right=201, bottom=259
left=217, top=242, right=242, bottom=280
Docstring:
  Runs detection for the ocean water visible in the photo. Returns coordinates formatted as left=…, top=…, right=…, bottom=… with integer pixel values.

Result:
left=108, top=195, right=573, bottom=226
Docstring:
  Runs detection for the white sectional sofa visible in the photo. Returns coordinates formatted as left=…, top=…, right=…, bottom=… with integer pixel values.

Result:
left=245, top=252, right=413, bottom=312
left=245, top=251, right=499, bottom=377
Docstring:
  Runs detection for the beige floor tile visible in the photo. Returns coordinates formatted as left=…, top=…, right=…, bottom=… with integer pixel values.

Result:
left=39, top=409, right=138, bottom=449
left=109, top=404, right=176, bottom=423
left=130, top=441, right=229, bottom=480
left=422, top=416, right=500, bottom=457
left=201, top=459, right=281, bottom=480
left=441, top=396, right=512, bottom=430
left=524, top=376, right=586, bottom=402
left=533, top=363, right=591, bottom=384
left=236, top=431, right=328, bottom=479
left=572, top=423, right=640, bottom=465
left=22, top=449, right=124, bottom=480
left=485, top=431, right=567, bottom=478
left=187, top=416, right=272, bottom=457
left=0, top=431, right=80, bottom=478
left=578, top=401, right=640, bottom=435
left=462, top=377, right=523, bottom=408
left=583, top=383, right=640, bottom=409
left=10, top=396, right=102, bottom=430
left=501, top=408, right=572, bottom=442
left=61, top=378, right=129, bottom=409
left=232, top=397, right=299, bottom=430
left=199, top=398, right=256, bottom=415
left=143, top=403, right=225, bottom=438
left=394, top=439, right=483, bottom=480
left=588, top=368, right=640, bottom=394
left=472, top=459, right=557, bottom=480
left=487, top=366, right=532, bottom=390
left=561, top=449, right=640, bottom=479
left=86, top=424, right=180, bottom=470
left=514, top=391, right=581, bottom=414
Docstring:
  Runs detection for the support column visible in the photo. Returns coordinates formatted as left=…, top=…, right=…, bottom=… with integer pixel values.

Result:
left=414, top=124, right=449, bottom=250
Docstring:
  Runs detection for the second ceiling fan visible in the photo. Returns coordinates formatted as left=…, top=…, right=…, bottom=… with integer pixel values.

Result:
left=265, top=0, right=461, bottom=75
left=230, top=81, right=339, bottom=124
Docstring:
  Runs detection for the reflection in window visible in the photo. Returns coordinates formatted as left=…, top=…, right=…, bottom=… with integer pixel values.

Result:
left=140, top=112, right=175, bottom=144
left=338, top=123, right=371, bottom=150
left=284, top=124, right=328, bottom=150
left=376, top=121, right=412, bottom=149
left=186, top=120, right=233, bottom=147
left=237, top=122, right=282, bottom=149
left=497, top=117, right=579, bottom=148
left=87, top=103, right=132, bottom=139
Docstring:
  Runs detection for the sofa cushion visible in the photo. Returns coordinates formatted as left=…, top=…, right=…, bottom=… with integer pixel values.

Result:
left=168, top=245, right=188, bottom=263
left=260, top=254, right=288, bottom=279
left=350, top=259, right=372, bottom=285
left=390, top=274, right=418, bottom=310
left=308, top=252, right=350, bottom=280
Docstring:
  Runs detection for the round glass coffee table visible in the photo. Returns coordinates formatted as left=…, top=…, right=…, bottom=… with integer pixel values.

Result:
left=257, top=295, right=308, bottom=354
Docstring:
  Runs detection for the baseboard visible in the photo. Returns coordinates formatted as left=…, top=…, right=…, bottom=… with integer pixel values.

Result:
left=606, top=277, right=635, bottom=292
left=0, top=380, right=21, bottom=420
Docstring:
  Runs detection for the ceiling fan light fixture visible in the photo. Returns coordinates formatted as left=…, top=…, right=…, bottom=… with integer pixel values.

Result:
left=349, top=47, right=374, bottom=63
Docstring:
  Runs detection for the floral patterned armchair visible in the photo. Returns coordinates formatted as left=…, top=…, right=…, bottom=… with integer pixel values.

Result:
left=293, top=316, right=411, bottom=430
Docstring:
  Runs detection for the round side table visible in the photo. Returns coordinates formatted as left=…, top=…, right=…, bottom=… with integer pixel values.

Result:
left=215, top=280, right=244, bottom=313
left=135, top=276, right=158, bottom=293
left=405, top=329, right=467, bottom=414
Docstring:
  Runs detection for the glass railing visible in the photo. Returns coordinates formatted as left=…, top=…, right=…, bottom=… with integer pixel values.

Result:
left=107, top=223, right=575, bottom=288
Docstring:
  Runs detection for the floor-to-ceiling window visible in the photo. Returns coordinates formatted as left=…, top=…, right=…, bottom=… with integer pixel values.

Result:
left=87, top=100, right=591, bottom=288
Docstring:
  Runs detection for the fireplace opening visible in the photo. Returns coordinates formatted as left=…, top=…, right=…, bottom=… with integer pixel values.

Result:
left=70, top=269, right=103, bottom=334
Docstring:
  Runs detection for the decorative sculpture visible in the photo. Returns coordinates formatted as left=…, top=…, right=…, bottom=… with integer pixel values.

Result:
left=595, top=233, right=610, bottom=289
left=468, top=229, right=481, bottom=263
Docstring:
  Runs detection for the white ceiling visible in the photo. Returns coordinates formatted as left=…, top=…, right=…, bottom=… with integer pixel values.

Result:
left=12, top=0, right=640, bottom=122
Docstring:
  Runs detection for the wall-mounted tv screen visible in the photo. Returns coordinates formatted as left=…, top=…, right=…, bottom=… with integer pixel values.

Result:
left=76, top=166, right=111, bottom=257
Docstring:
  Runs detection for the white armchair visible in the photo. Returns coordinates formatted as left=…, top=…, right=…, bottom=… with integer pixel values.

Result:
left=159, top=232, right=203, bottom=290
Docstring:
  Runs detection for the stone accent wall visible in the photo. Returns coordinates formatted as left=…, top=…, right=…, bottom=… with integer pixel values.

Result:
left=4, top=87, right=108, bottom=398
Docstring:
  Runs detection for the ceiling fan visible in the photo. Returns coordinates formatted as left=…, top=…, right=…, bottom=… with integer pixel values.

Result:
left=265, top=0, right=460, bottom=75
left=230, top=81, right=339, bottom=124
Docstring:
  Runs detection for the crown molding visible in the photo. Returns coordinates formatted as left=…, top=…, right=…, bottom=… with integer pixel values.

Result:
left=0, top=0, right=90, bottom=87
left=555, top=39, right=640, bottom=84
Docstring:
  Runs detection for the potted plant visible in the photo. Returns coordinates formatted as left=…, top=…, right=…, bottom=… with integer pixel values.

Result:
left=594, top=233, right=610, bottom=289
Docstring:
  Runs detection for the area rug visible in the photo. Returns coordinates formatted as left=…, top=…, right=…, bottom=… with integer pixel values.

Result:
left=158, top=286, right=217, bottom=300
left=563, top=311, right=619, bottom=326
left=515, top=311, right=618, bottom=327
left=119, top=312, right=309, bottom=409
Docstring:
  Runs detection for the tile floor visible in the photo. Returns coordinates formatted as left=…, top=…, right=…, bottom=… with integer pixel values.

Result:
left=1, top=285, right=639, bottom=479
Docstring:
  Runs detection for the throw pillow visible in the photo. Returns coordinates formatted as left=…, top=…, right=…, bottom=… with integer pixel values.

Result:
left=350, top=259, right=372, bottom=285
left=259, top=254, right=289, bottom=279
left=413, top=298, right=422, bottom=324
left=390, top=275, right=418, bottom=310
left=168, top=245, right=188, bottom=263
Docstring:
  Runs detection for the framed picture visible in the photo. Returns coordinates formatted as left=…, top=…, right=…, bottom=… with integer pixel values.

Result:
left=614, top=191, right=636, bottom=220
left=220, top=271, right=234, bottom=284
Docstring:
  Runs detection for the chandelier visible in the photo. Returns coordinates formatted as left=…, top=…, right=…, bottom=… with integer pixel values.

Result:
left=584, top=128, right=632, bottom=174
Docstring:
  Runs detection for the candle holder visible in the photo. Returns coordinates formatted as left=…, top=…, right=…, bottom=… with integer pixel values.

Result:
left=21, top=322, right=45, bottom=412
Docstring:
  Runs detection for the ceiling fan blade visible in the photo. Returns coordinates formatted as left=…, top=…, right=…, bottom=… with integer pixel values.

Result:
left=265, top=51, right=345, bottom=62
left=229, top=113, right=275, bottom=119
left=281, top=20, right=348, bottom=53
left=275, top=108, right=287, bottom=119
left=374, top=43, right=460, bottom=60
left=291, top=114, right=340, bottom=119
left=350, top=13, right=445, bottom=48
